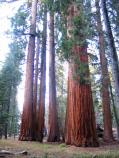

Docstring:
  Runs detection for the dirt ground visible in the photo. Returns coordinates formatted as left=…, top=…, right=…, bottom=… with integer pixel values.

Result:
left=0, top=139, right=119, bottom=158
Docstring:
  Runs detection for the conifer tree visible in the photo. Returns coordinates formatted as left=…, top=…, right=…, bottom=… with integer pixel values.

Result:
left=65, top=1, right=98, bottom=147
left=95, top=0, right=113, bottom=142
left=101, top=0, right=119, bottom=138
left=47, top=10, right=60, bottom=142
left=19, top=0, right=38, bottom=141
left=37, top=5, right=47, bottom=142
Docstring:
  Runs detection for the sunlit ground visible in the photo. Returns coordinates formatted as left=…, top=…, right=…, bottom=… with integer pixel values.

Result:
left=0, top=138, right=119, bottom=158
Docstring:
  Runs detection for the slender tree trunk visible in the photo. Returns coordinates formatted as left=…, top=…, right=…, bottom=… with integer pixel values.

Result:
left=19, top=0, right=37, bottom=141
left=37, top=7, right=47, bottom=142
left=101, top=0, right=119, bottom=138
left=95, top=0, right=113, bottom=142
left=109, top=84, right=119, bottom=138
left=4, top=86, right=11, bottom=139
left=47, top=12, right=60, bottom=142
left=32, top=35, right=40, bottom=140
left=65, top=2, right=98, bottom=147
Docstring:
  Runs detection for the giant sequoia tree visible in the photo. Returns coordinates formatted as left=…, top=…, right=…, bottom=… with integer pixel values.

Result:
left=47, top=10, right=60, bottom=142
left=32, top=35, right=40, bottom=140
left=37, top=5, right=47, bottom=142
left=65, top=2, right=98, bottom=147
left=19, top=0, right=38, bottom=141
left=2, top=0, right=119, bottom=144
left=101, top=0, right=119, bottom=138
left=95, top=0, right=113, bottom=142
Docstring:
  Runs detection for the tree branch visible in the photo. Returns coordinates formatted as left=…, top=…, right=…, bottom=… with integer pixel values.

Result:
left=0, top=0, right=18, bottom=3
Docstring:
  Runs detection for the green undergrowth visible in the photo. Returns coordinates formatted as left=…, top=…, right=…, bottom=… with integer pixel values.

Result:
left=72, top=152, right=119, bottom=158
left=41, top=151, right=119, bottom=158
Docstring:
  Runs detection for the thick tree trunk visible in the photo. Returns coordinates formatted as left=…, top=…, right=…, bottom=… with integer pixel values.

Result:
left=37, top=8, right=47, bottom=142
left=33, top=36, right=40, bottom=118
left=65, top=53, right=98, bottom=147
left=47, top=12, right=60, bottom=142
left=95, top=0, right=113, bottom=142
left=32, top=36, right=40, bottom=140
left=101, top=0, right=119, bottom=139
left=65, top=3, right=98, bottom=147
left=19, top=0, right=37, bottom=141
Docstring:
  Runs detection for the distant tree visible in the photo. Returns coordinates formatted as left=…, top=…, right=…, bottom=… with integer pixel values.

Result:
left=95, top=0, right=113, bottom=142
left=56, top=60, right=67, bottom=142
left=0, top=40, right=24, bottom=139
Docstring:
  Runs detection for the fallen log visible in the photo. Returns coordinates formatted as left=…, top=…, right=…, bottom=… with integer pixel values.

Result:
left=15, top=150, right=28, bottom=155
left=0, top=150, right=14, bottom=155
left=0, top=150, right=28, bottom=157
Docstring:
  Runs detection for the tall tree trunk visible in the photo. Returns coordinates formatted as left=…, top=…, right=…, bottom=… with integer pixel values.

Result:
left=4, top=86, right=11, bottom=139
left=101, top=0, right=119, bottom=139
left=47, top=12, right=60, bottom=142
left=33, top=36, right=40, bottom=117
left=65, top=2, right=98, bottom=147
left=19, top=0, right=37, bottom=141
left=32, top=35, right=40, bottom=140
left=37, top=7, right=47, bottom=142
left=109, top=84, right=119, bottom=138
left=95, top=0, right=113, bottom=142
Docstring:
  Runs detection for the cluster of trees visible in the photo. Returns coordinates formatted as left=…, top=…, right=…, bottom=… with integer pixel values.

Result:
left=1, top=0, right=119, bottom=147
left=0, top=3, right=28, bottom=138
left=0, top=38, right=25, bottom=139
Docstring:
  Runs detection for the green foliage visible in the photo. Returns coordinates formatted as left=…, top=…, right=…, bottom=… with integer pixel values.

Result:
left=55, top=1, right=94, bottom=84
left=0, top=41, right=24, bottom=137
left=59, top=143, right=67, bottom=148
left=11, top=4, right=29, bottom=36
left=0, top=3, right=27, bottom=138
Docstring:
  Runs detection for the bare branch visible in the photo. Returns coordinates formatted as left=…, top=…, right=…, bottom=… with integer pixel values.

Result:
left=0, top=0, right=18, bottom=3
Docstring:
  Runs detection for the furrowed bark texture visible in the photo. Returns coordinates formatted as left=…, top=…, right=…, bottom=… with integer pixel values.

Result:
left=47, top=12, right=60, bottom=142
left=101, top=0, right=119, bottom=138
left=32, top=36, right=40, bottom=140
left=65, top=3, right=98, bottom=147
left=33, top=36, right=40, bottom=117
left=37, top=8, right=47, bottom=142
left=95, top=0, right=113, bottom=142
left=19, top=0, right=37, bottom=141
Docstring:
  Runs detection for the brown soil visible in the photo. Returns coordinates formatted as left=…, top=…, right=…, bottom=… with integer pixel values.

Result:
left=0, top=139, right=119, bottom=158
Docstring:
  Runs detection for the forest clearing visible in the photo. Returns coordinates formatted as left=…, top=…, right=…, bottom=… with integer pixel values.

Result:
left=0, top=139, right=119, bottom=158
left=1, top=0, right=119, bottom=157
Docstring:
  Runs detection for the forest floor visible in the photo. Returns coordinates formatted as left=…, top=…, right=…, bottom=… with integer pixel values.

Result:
left=0, top=139, right=119, bottom=158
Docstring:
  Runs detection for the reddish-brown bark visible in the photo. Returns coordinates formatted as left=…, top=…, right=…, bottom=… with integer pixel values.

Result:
left=33, top=36, right=40, bottom=117
left=32, top=36, right=40, bottom=140
left=101, top=0, right=119, bottom=139
left=19, top=0, right=38, bottom=141
left=95, top=0, right=113, bottom=142
left=47, top=12, right=60, bottom=142
left=65, top=3, right=98, bottom=147
left=37, top=8, right=47, bottom=142
left=65, top=48, right=98, bottom=147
